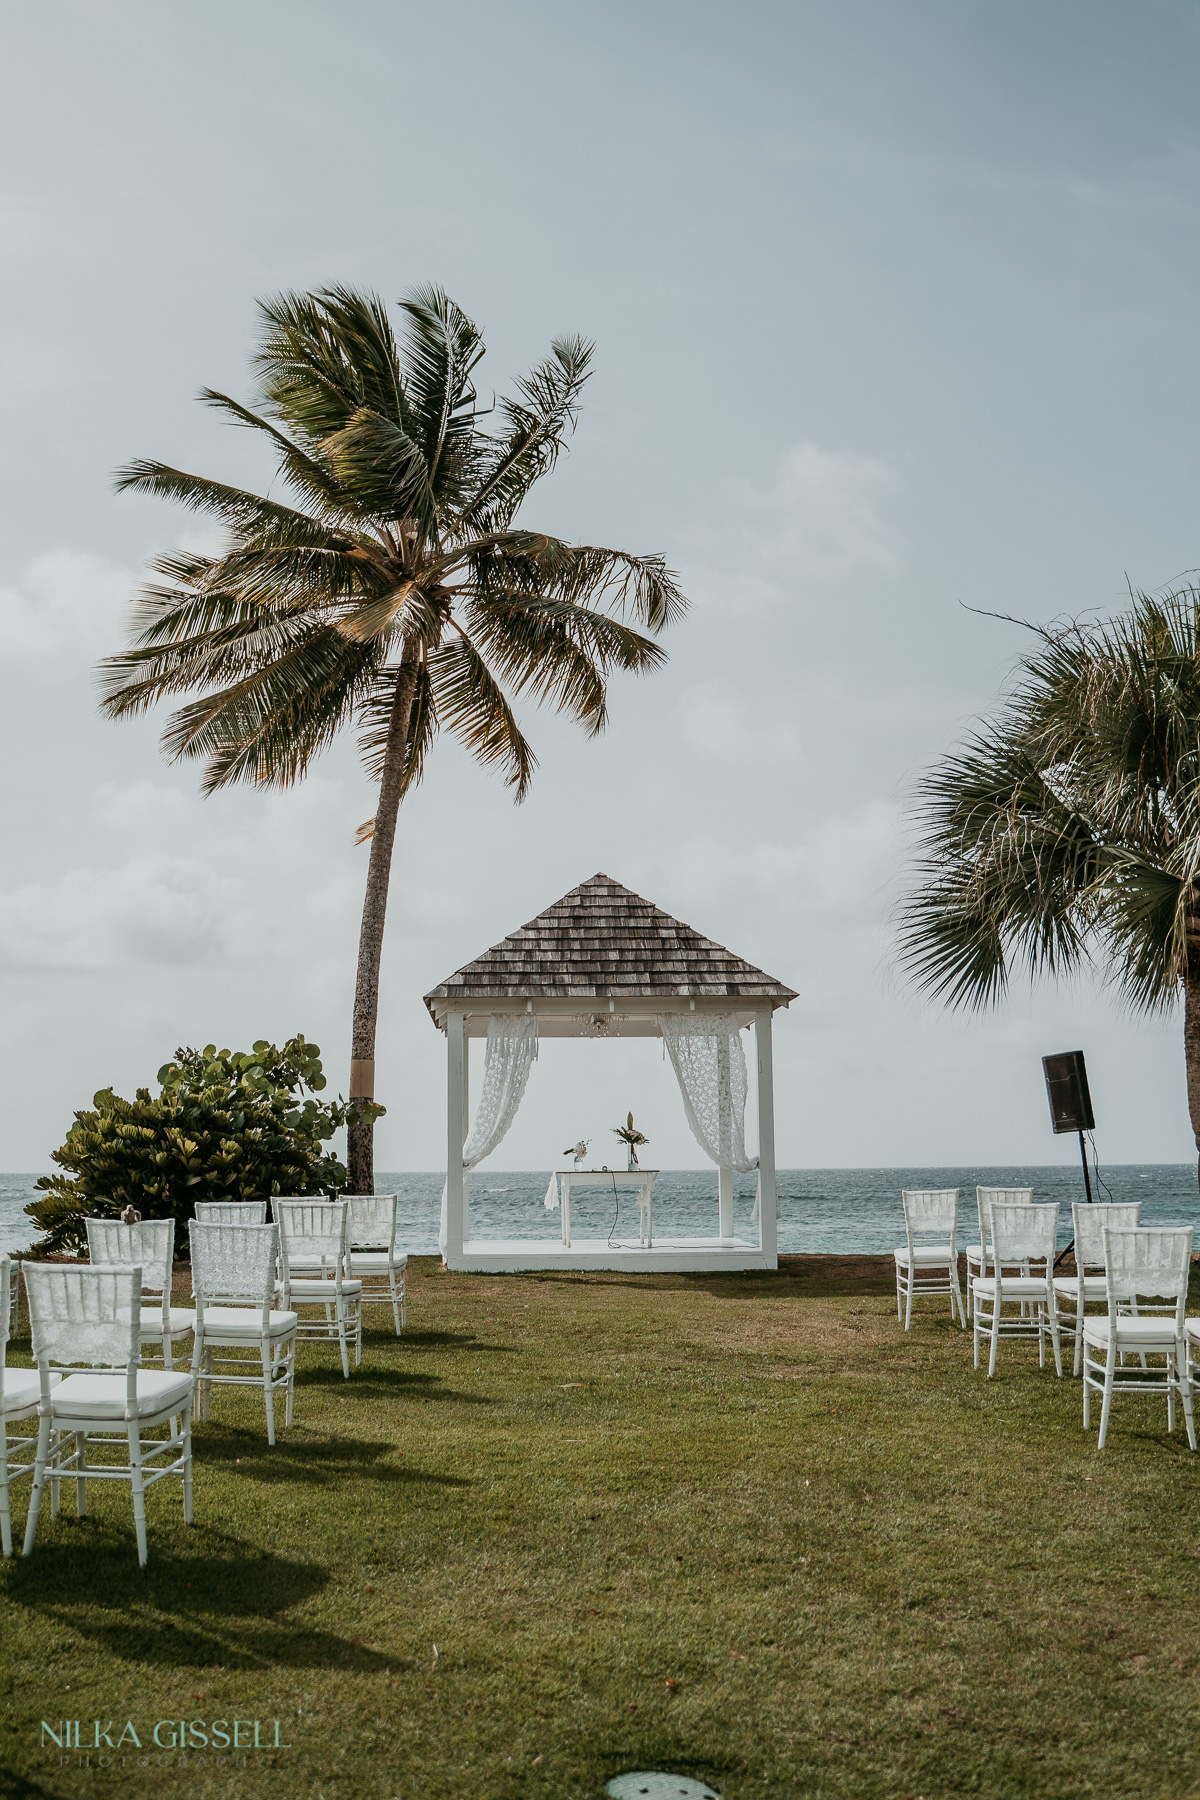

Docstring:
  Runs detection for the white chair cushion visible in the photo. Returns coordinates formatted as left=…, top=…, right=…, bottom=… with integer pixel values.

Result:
left=1052, top=1276, right=1107, bottom=1301
left=50, top=1369, right=193, bottom=1419
left=964, top=1243, right=984, bottom=1262
left=1083, top=1316, right=1182, bottom=1347
left=139, top=1306, right=197, bottom=1336
left=972, top=1277, right=1051, bottom=1300
left=1, top=1368, right=60, bottom=1414
left=286, top=1278, right=363, bottom=1298
left=198, top=1306, right=298, bottom=1339
left=1186, top=1319, right=1200, bottom=1343
left=348, top=1252, right=406, bottom=1272
left=893, top=1245, right=955, bottom=1265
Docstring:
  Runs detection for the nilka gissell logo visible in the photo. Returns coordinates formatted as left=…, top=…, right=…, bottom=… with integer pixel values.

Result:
left=42, top=1719, right=293, bottom=1750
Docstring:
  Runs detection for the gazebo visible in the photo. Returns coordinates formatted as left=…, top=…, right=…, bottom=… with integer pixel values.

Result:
left=424, top=874, right=796, bottom=1273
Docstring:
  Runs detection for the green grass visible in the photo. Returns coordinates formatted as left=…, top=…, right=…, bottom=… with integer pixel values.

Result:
left=3, top=1255, right=1200, bottom=1799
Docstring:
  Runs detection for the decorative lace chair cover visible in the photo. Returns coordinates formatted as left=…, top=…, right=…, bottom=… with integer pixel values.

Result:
left=1102, top=1228, right=1192, bottom=1307
left=24, top=1263, right=141, bottom=1368
left=275, top=1200, right=348, bottom=1274
left=193, top=1200, right=268, bottom=1224
left=85, top=1218, right=174, bottom=1295
left=989, top=1203, right=1058, bottom=1268
left=1073, top=1203, right=1141, bottom=1270
left=346, top=1194, right=398, bottom=1250
left=190, top=1221, right=279, bottom=1306
left=976, top=1187, right=1033, bottom=1254
left=901, top=1189, right=958, bottom=1242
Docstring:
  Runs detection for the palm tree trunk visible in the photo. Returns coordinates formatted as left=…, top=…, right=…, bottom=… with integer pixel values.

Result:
left=1186, top=962, right=1200, bottom=1193
left=347, top=657, right=419, bottom=1193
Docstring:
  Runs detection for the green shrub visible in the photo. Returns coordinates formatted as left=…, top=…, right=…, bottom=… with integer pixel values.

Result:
left=28, top=1035, right=381, bottom=1255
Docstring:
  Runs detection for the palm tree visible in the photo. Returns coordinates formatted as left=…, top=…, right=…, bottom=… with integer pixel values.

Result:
left=101, top=285, right=687, bottom=1190
left=897, top=585, right=1200, bottom=1179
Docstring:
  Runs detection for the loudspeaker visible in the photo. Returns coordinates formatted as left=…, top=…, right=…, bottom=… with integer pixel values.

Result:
left=1042, top=1050, right=1095, bottom=1135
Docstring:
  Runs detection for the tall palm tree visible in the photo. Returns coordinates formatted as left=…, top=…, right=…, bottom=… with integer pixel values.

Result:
left=897, top=585, right=1200, bottom=1178
left=101, top=286, right=686, bottom=1189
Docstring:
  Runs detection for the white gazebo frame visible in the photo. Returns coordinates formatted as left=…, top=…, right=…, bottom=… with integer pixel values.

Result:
left=425, top=876, right=793, bottom=1274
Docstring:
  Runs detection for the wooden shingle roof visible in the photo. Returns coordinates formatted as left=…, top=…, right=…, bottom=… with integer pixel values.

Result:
left=424, top=873, right=797, bottom=1018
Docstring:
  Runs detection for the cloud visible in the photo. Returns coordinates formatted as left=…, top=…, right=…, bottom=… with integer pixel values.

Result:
left=0, top=854, right=250, bottom=971
left=0, top=550, right=134, bottom=660
left=674, top=678, right=804, bottom=764
left=690, top=441, right=902, bottom=613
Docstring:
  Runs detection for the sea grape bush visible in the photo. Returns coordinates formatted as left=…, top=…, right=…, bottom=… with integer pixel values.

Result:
left=27, top=1035, right=383, bottom=1254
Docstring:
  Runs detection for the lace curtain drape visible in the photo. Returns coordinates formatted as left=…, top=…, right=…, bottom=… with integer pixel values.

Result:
left=440, top=1013, right=539, bottom=1253
left=656, top=1012, right=777, bottom=1222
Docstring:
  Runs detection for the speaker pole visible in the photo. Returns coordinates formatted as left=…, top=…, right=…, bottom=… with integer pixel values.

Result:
left=1079, top=1129, right=1094, bottom=1204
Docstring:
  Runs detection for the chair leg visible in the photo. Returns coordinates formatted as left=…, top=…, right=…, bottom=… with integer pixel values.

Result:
left=22, top=1415, right=53, bottom=1556
left=182, top=1402, right=194, bottom=1524
left=162, top=1331, right=174, bottom=1372
left=261, top=1341, right=277, bottom=1446
left=284, top=1338, right=295, bottom=1427
left=400, top=1268, right=406, bottom=1332
left=951, top=1265, right=965, bottom=1329
left=973, top=1303, right=981, bottom=1370
left=1098, top=1349, right=1116, bottom=1449
left=76, top=1433, right=87, bottom=1518
left=127, top=1421, right=148, bottom=1567
left=1083, top=1351, right=1092, bottom=1430
left=895, top=1266, right=903, bottom=1323
left=904, top=1265, right=914, bottom=1332
left=0, top=1421, right=11, bottom=1558
left=1073, top=1296, right=1084, bottom=1377
left=390, top=1272, right=401, bottom=1336
left=335, top=1300, right=350, bottom=1378
left=987, top=1300, right=1000, bottom=1379
left=1176, top=1347, right=1197, bottom=1452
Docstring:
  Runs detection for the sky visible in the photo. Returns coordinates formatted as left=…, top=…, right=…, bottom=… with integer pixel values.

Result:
left=2, top=0, right=1200, bottom=1173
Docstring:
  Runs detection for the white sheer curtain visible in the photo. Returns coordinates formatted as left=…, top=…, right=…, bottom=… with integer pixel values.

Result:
left=656, top=1012, right=777, bottom=1221
left=440, top=1013, right=538, bottom=1254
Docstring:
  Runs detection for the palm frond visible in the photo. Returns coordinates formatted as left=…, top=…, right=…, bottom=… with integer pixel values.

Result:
left=429, top=635, right=536, bottom=797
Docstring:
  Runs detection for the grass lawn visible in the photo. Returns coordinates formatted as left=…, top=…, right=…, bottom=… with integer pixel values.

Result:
left=3, top=1254, right=1200, bottom=1800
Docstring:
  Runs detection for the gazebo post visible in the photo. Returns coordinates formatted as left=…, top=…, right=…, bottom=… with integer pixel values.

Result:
left=445, top=1008, right=466, bottom=1264
left=718, top=1166, right=734, bottom=1241
left=755, top=1008, right=778, bottom=1261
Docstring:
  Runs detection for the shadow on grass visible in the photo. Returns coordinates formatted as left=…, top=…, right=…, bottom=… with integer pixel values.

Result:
left=193, top=1429, right=474, bottom=1490
left=3, top=1537, right=398, bottom=1672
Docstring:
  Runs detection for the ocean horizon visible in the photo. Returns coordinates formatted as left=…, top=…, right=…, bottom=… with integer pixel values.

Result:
left=3, top=1163, right=1197, bottom=1258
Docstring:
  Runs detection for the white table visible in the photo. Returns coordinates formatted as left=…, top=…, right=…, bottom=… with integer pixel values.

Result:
left=553, top=1169, right=659, bottom=1248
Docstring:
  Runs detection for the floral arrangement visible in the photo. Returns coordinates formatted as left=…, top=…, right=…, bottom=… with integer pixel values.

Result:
left=612, top=1112, right=649, bottom=1169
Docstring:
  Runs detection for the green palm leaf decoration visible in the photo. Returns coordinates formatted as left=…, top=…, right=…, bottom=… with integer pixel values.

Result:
left=101, top=285, right=687, bottom=1189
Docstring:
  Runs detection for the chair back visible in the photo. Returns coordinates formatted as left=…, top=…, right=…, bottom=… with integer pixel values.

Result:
left=1102, top=1228, right=1193, bottom=1323
left=901, top=1189, right=958, bottom=1250
left=24, top=1263, right=141, bottom=1370
left=989, top=1202, right=1059, bottom=1270
left=85, top=1218, right=174, bottom=1296
left=193, top=1200, right=268, bottom=1225
left=190, top=1221, right=279, bottom=1309
left=346, top=1193, right=398, bottom=1250
left=976, top=1186, right=1033, bottom=1249
left=0, top=1256, right=11, bottom=1404
left=1072, top=1202, right=1141, bottom=1270
left=274, top=1199, right=349, bottom=1279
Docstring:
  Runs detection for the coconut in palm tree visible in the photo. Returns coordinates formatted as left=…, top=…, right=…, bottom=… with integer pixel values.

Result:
left=101, top=286, right=687, bottom=1190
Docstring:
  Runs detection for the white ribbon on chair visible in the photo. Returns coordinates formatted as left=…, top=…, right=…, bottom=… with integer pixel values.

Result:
left=655, top=1012, right=777, bottom=1221
left=440, top=1013, right=539, bottom=1254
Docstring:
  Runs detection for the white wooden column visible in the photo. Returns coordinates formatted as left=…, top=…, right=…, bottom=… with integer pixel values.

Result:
left=755, top=1007, right=778, bottom=1263
left=462, top=1028, right=470, bottom=1245
left=717, top=1031, right=734, bottom=1241
left=718, top=1165, right=735, bottom=1242
left=445, top=1009, right=466, bottom=1264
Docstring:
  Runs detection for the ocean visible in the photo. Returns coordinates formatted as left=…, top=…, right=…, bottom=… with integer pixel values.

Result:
left=3, top=1164, right=1198, bottom=1257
